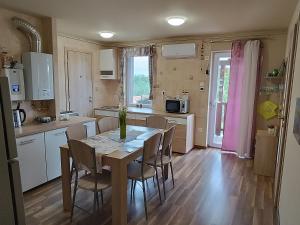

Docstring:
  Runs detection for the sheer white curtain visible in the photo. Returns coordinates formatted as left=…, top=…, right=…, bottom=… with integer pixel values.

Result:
left=222, top=40, right=261, bottom=158
left=237, top=40, right=261, bottom=157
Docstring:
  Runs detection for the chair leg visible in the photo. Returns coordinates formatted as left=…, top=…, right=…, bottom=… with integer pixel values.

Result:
left=93, top=192, right=97, bottom=213
left=161, top=166, right=166, bottom=200
left=142, top=179, right=148, bottom=220
left=96, top=192, right=100, bottom=210
left=101, top=190, right=104, bottom=206
left=130, top=179, right=134, bottom=201
left=155, top=167, right=162, bottom=204
left=70, top=161, right=75, bottom=180
left=133, top=180, right=137, bottom=197
left=170, top=162, right=175, bottom=188
left=70, top=179, right=78, bottom=222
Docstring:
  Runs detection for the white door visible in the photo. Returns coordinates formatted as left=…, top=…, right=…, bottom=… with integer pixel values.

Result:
left=274, top=20, right=299, bottom=206
left=208, top=51, right=231, bottom=148
left=67, top=51, right=93, bottom=116
left=45, top=128, right=68, bottom=180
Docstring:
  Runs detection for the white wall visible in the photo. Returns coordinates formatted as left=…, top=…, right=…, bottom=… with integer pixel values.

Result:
left=279, top=1, right=300, bottom=224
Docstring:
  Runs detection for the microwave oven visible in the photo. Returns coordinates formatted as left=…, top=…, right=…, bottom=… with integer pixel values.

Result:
left=165, top=99, right=190, bottom=114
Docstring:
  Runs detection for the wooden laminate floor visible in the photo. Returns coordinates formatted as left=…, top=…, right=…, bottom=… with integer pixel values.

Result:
left=23, top=149, right=276, bottom=225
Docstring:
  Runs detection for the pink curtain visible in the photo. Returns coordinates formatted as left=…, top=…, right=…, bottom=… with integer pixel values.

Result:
left=222, top=40, right=261, bottom=157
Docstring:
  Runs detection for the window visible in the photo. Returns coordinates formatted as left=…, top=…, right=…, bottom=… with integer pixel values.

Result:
left=126, top=56, right=152, bottom=106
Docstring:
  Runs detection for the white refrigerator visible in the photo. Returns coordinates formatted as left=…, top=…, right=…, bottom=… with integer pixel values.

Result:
left=0, top=76, right=26, bottom=225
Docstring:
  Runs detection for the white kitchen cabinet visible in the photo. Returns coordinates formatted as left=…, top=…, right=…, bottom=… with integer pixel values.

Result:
left=84, top=121, right=96, bottom=137
left=16, top=133, right=47, bottom=192
left=45, top=128, right=68, bottom=181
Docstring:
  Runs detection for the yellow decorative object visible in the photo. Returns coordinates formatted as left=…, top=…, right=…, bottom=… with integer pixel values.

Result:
left=258, top=100, right=278, bottom=120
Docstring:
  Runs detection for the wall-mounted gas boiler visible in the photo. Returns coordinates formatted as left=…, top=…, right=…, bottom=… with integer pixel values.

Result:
left=22, top=52, right=54, bottom=100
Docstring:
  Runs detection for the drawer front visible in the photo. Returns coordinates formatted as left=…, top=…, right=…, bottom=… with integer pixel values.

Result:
left=94, top=110, right=117, bottom=117
left=166, top=117, right=187, bottom=125
left=135, top=114, right=150, bottom=121
left=127, top=113, right=136, bottom=119
left=16, top=133, right=47, bottom=192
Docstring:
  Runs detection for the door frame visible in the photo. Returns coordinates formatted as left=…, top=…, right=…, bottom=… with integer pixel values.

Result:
left=208, top=50, right=231, bottom=148
left=274, top=17, right=299, bottom=207
left=64, top=48, right=94, bottom=113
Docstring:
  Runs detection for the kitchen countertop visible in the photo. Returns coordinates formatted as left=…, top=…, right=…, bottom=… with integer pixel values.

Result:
left=94, top=106, right=194, bottom=118
left=15, top=116, right=96, bottom=138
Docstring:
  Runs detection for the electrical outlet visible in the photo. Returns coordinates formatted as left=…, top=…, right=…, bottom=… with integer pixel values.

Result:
left=162, top=90, right=166, bottom=96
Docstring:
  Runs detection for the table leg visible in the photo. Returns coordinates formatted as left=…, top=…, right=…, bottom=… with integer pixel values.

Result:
left=111, top=159, right=128, bottom=225
left=60, top=147, right=71, bottom=211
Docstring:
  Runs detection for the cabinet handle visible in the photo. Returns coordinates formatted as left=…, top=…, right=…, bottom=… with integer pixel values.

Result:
left=19, top=139, right=35, bottom=146
left=168, top=119, right=177, bottom=124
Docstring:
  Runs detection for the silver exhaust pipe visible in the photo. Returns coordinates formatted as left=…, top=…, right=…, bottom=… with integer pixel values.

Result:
left=12, top=17, right=42, bottom=53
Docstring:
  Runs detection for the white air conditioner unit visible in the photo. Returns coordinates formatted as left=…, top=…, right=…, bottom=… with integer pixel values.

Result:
left=162, top=43, right=197, bottom=58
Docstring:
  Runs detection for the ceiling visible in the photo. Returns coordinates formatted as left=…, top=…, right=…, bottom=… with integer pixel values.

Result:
left=0, top=0, right=298, bottom=42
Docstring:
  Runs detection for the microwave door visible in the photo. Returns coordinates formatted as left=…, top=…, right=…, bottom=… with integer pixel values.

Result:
left=166, top=100, right=180, bottom=113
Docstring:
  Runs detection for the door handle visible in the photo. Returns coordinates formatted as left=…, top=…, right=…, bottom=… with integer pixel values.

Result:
left=89, top=96, right=93, bottom=103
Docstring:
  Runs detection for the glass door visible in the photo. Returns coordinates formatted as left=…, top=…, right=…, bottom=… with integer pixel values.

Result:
left=208, top=51, right=231, bottom=148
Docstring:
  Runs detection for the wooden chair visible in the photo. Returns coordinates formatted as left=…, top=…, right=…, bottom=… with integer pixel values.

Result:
left=146, top=115, right=168, bottom=129
left=147, top=125, right=176, bottom=200
left=127, top=132, right=162, bottom=220
left=97, top=117, right=119, bottom=133
left=68, top=139, right=111, bottom=221
left=65, top=123, right=87, bottom=179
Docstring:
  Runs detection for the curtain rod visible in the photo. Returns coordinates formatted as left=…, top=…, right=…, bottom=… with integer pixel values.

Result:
left=108, top=35, right=276, bottom=48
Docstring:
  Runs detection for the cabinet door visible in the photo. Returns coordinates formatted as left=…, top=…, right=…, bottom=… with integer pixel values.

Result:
left=84, top=121, right=96, bottom=137
left=16, top=133, right=47, bottom=192
left=45, top=128, right=67, bottom=181
left=168, top=123, right=187, bottom=154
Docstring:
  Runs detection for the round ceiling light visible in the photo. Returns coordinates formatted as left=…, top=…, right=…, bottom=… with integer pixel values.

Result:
left=167, top=16, right=186, bottom=26
left=99, top=31, right=115, bottom=39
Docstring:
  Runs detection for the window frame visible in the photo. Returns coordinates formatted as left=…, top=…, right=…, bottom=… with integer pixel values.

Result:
left=126, top=56, right=152, bottom=108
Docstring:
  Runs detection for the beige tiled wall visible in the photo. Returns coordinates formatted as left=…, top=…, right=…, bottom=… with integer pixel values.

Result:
left=57, top=35, right=120, bottom=113
left=149, top=35, right=287, bottom=146
left=0, top=7, right=53, bottom=124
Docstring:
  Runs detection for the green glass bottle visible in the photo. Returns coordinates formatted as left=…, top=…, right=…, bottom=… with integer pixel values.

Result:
left=119, top=109, right=127, bottom=140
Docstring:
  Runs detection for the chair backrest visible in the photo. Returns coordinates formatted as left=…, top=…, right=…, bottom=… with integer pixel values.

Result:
left=68, top=139, right=97, bottom=174
left=142, top=132, right=162, bottom=165
left=146, top=115, right=168, bottom=129
left=97, top=117, right=119, bottom=133
left=161, top=125, right=176, bottom=158
left=65, top=123, right=87, bottom=141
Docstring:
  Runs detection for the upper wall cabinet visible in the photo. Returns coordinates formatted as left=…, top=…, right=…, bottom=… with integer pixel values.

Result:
left=99, top=49, right=118, bottom=80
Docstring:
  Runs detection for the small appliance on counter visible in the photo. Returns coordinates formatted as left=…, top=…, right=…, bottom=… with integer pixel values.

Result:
left=35, top=116, right=53, bottom=123
left=166, top=98, right=190, bottom=114
left=12, top=103, right=26, bottom=128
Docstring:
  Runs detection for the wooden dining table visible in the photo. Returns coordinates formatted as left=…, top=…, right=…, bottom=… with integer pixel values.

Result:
left=59, top=125, right=165, bottom=225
